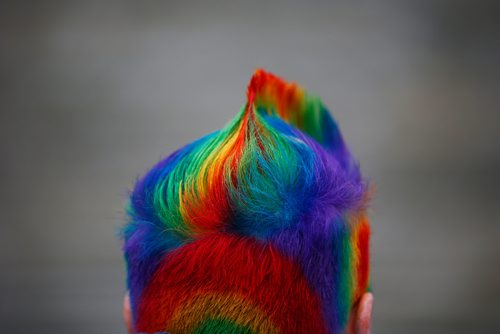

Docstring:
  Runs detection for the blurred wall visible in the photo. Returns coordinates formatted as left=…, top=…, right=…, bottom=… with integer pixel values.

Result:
left=1, top=1, right=499, bottom=333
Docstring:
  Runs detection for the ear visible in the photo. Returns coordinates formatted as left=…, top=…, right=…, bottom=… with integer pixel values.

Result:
left=123, top=292, right=133, bottom=334
left=354, top=292, right=373, bottom=334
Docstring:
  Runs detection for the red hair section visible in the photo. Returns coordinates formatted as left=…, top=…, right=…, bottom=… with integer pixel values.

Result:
left=136, top=233, right=328, bottom=333
left=354, top=217, right=371, bottom=302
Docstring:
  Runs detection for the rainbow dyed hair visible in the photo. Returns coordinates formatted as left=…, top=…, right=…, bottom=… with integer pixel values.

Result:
left=122, top=70, right=371, bottom=333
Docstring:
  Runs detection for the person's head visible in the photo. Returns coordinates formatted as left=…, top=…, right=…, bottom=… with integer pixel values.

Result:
left=122, top=70, right=373, bottom=333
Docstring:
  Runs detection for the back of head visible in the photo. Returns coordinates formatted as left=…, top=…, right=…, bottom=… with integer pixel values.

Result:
left=122, top=70, right=371, bottom=333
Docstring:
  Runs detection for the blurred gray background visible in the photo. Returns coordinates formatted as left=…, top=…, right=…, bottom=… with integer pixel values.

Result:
left=1, top=1, right=499, bottom=333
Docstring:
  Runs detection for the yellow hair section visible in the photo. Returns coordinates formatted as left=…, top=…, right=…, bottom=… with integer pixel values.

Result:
left=167, top=292, right=280, bottom=334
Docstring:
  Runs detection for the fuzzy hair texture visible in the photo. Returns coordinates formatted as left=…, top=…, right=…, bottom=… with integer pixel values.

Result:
left=122, top=69, right=371, bottom=334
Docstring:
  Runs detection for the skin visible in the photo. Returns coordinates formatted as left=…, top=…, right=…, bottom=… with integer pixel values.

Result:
left=123, top=293, right=133, bottom=334
left=346, top=292, right=374, bottom=334
left=123, top=292, right=373, bottom=334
